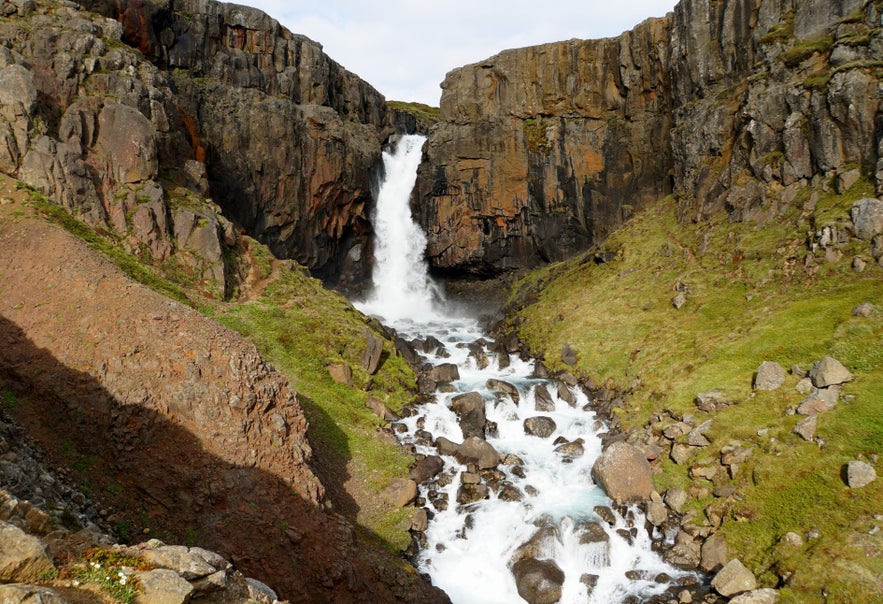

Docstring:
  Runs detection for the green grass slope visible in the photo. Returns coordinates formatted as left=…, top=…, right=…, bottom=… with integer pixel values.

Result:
left=503, top=181, right=882, bottom=602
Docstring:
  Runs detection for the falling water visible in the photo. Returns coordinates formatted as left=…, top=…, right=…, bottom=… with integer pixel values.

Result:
left=356, top=135, right=689, bottom=603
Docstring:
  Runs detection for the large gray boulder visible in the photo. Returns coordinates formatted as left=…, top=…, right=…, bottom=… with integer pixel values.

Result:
left=135, top=568, right=194, bottom=604
left=851, top=198, right=883, bottom=241
left=591, top=442, right=654, bottom=503
left=430, top=363, right=460, bottom=383
left=511, top=558, right=565, bottom=604
left=809, top=356, right=853, bottom=388
left=846, top=461, right=877, bottom=488
left=712, top=559, right=757, bottom=597
left=753, top=361, right=786, bottom=390
left=0, top=522, right=54, bottom=582
left=435, top=436, right=500, bottom=469
left=451, top=392, right=487, bottom=439
left=523, top=416, right=557, bottom=438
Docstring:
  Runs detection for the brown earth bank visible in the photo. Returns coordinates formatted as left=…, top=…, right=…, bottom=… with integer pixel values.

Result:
left=0, top=185, right=449, bottom=603
left=416, top=0, right=883, bottom=276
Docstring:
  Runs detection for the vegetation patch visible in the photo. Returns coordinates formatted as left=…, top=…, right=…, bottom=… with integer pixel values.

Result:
left=66, top=549, right=148, bottom=604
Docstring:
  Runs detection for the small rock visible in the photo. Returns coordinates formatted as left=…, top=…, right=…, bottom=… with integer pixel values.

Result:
left=851, top=303, right=875, bottom=317
left=665, top=488, right=689, bottom=514
left=366, top=397, right=398, bottom=422
left=381, top=478, right=418, bottom=507
left=695, top=389, right=732, bottom=413
left=486, top=379, right=520, bottom=403
left=561, top=344, right=577, bottom=366
left=794, top=377, right=814, bottom=394
left=670, top=443, right=695, bottom=465
left=850, top=198, right=883, bottom=240
left=533, top=385, right=556, bottom=412
left=780, top=532, right=804, bottom=547
left=793, top=415, right=817, bottom=441
left=591, top=442, right=655, bottom=503
left=0, top=584, right=70, bottom=604
left=672, top=291, right=687, bottom=309
left=136, top=569, right=194, bottom=604
left=646, top=500, right=667, bottom=526
left=846, top=461, right=877, bottom=488
left=523, top=416, right=557, bottom=438
left=853, top=257, right=868, bottom=272
left=430, top=363, right=460, bottom=383
left=700, top=534, right=728, bottom=573
left=728, top=588, right=780, bottom=604
left=753, top=361, right=786, bottom=391
left=327, top=363, right=353, bottom=387
left=410, top=455, right=444, bottom=483
left=809, top=356, right=853, bottom=388
left=245, top=577, right=278, bottom=604
left=711, top=559, right=757, bottom=597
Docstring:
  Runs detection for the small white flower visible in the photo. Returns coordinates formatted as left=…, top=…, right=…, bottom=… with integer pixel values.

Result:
left=72, top=580, right=80, bottom=587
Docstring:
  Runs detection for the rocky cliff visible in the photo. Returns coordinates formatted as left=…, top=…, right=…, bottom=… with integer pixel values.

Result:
left=417, top=0, right=882, bottom=274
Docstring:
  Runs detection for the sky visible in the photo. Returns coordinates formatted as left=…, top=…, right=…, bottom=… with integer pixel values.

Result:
left=241, top=1, right=679, bottom=106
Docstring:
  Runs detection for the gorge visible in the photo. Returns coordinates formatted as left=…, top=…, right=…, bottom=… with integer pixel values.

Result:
left=0, top=0, right=881, bottom=603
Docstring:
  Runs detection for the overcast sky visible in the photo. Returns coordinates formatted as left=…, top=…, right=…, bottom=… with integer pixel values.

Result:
left=241, top=1, right=679, bottom=106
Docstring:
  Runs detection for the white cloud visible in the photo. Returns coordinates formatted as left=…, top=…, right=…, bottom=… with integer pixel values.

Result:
left=240, top=0, right=679, bottom=105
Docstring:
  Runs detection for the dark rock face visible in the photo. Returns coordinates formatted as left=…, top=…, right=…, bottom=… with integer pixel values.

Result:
left=416, top=0, right=882, bottom=274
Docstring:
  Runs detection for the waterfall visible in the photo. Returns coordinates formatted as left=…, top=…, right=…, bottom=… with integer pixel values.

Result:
left=357, top=134, right=442, bottom=322
left=356, top=133, right=691, bottom=603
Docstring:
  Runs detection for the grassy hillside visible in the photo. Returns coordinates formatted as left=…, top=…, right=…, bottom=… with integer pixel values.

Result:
left=502, top=181, right=883, bottom=602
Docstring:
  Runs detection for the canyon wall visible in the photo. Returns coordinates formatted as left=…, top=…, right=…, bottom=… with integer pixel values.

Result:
left=417, top=0, right=882, bottom=274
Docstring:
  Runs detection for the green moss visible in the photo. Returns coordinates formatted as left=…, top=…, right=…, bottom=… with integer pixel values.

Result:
left=523, top=117, right=552, bottom=155
left=387, top=100, right=440, bottom=123
left=782, top=36, right=834, bottom=68
left=506, top=182, right=883, bottom=598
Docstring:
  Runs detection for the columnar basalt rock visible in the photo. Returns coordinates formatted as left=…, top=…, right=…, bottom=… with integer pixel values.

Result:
left=417, top=0, right=882, bottom=274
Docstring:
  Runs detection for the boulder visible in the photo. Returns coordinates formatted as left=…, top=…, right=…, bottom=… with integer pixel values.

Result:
left=435, top=436, right=500, bottom=469
left=809, top=356, right=853, bottom=388
left=0, top=522, right=54, bottom=582
left=523, top=416, right=557, bottom=438
left=410, top=455, right=444, bottom=483
left=665, top=487, right=689, bottom=514
left=711, top=559, right=757, bottom=597
left=486, top=379, right=520, bottom=403
left=430, top=363, right=460, bottom=383
left=394, top=337, right=420, bottom=365
left=728, top=588, right=780, bottom=604
left=753, top=361, right=786, bottom=391
left=327, top=363, right=353, bottom=387
left=845, top=461, right=877, bottom=488
left=555, top=381, right=576, bottom=406
left=138, top=544, right=217, bottom=580
left=796, top=388, right=838, bottom=415
left=0, top=584, right=71, bottom=604
left=554, top=438, right=585, bottom=458
left=366, top=397, right=399, bottom=422
left=136, top=568, right=194, bottom=604
left=380, top=478, right=418, bottom=507
left=511, top=558, right=565, bottom=604
left=360, top=329, right=384, bottom=374
left=851, top=198, right=883, bottom=240
left=244, top=577, right=278, bottom=603
left=533, top=384, right=556, bottom=412
left=456, top=483, right=489, bottom=505
left=700, top=534, right=729, bottom=573
left=451, top=392, right=487, bottom=439
left=591, top=442, right=654, bottom=503
left=96, top=103, right=158, bottom=184
left=793, top=415, right=817, bottom=441
left=695, top=390, right=733, bottom=413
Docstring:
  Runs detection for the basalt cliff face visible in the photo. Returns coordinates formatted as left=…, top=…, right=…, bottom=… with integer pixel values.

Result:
left=416, top=0, right=882, bottom=275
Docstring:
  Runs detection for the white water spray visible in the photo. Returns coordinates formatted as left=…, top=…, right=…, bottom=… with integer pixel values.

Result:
left=357, top=134, right=442, bottom=322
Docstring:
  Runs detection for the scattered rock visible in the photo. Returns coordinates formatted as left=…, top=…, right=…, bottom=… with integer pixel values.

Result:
left=435, top=436, right=501, bottom=469
left=511, top=558, right=565, bottom=604
left=327, top=362, right=353, bottom=387
left=381, top=478, right=418, bottom=507
left=0, top=522, right=54, bottom=582
left=670, top=443, right=696, bottom=465
left=646, top=500, right=668, bottom=526
left=850, top=198, right=883, bottom=241
left=665, top=488, right=688, bottom=514
left=672, top=291, right=687, bottom=309
left=136, top=568, right=195, bottom=604
left=553, top=438, right=585, bottom=459
left=809, top=356, right=853, bottom=388
left=430, top=363, right=460, bottom=383
left=486, top=379, right=520, bottom=403
left=780, top=532, right=804, bottom=547
left=410, top=456, right=444, bottom=483
left=845, top=461, right=877, bottom=488
left=794, top=377, right=814, bottom=394
left=360, top=328, right=384, bottom=375
left=851, top=303, right=875, bottom=317
left=561, top=344, right=577, bottom=366
left=796, top=387, right=839, bottom=416
left=533, top=385, right=556, bottom=412
left=591, top=442, right=654, bottom=503
left=0, top=584, right=70, bottom=604
left=695, top=390, right=733, bottom=413
left=853, top=256, right=868, bottom=272
left=700, top=534, right=728, bottom=573
left=728, top=588, right=780, bottom=604
left=366, top=396, right=399, bottom=422
left=753, top=361, right=786, bottom=391
left=523, top=416, right=557, bottom=438
left=793, top=415, right=817, bottom=441
left=711, top=559, right=757, bottom=597
left=456, top=483, right=489, bottom=505
left=451, top=392, right=488, bottom=440
left=138, top=544, right=217, bottom=580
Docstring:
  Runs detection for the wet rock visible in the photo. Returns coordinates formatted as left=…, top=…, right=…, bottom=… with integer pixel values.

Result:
left=430, top=363, right=460, bottom=383
left=360, top=328, right=384, bottom=375
left=793, top=415, right=817, bottom=441
left=554, top=438, right=585, bottom=459
left=846, top=461, right=877, bottom=488
left=523, top=416, right=557, bottom=438
left=451, top=392, right=487, bottom=440
left=809, top=356, right=853, bottom=388
left=577, top=521, right=610, bottom=546
left=753, top=361, right=786, bottom=391
left=695, top=390, right=733, bottom=413
left=711, top=559, right=757, bottom=597
left=0, top=522, right=53, bottom=582
left=327, top=363, right=353, bottom=387
left=533, top=384, right=556, bottom=412
left=136, top=568, right=194, bottom=604
left=593, top=506, right=617, bottom=526
left=486, top=379, right=520, bottom=403
left=700, top=534, right=728, bottom=573
left=436, top=436, right=501, bottom=469
left=0, top=584, right=71, bottom=604
left=511, top=558, right=565, bottom=604
left=497, top=483, right=524, bottom=502
left=851, top=198, right=883, bottom=240
left=410, top=455, right=444, bottom=483
left=395, top=337, right=421, bottom=365
left=456, top=483, right=489, bottom=505
left=555, top=381, right=576, bottom=406
left=592, top=442, right=654, bottom=503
